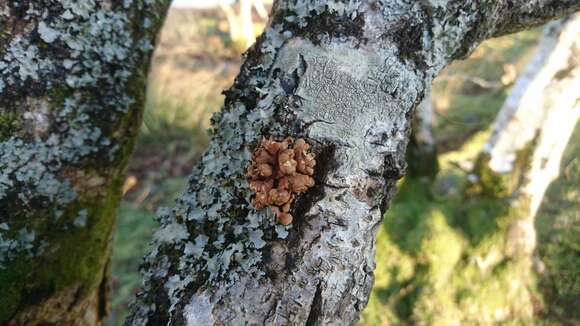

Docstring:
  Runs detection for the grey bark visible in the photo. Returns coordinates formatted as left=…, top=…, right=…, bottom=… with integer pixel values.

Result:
left=127, top=1, right=580, bottom=325
left=0, top=0, right=169, bottom=324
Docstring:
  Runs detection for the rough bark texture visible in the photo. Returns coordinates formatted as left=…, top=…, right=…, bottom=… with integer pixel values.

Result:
left=126, top=1, right=580, bottom=325
left=0, top=0, right=170, bottom=324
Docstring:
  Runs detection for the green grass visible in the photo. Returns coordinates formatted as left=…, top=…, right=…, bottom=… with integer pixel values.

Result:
left=362, top=123, right=580, bottom=325
left=108, top=203, right=158, bottom=324
left=535, top=125, right=580, bottom=324
left=362, top=153, right=535, bottom=325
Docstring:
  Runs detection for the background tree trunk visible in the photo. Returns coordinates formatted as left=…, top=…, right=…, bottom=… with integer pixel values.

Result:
left=0, top=1, right=169, bottom=324
left=120, top=1, right=579, bottom=325
left=475, top=16, right=580, bottom=206
left=407, top=90, right=438, bottom=179
left=473, top=14, right=580, bottom=267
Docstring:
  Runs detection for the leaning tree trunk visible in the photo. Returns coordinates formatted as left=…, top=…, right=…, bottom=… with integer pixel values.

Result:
left=473, top=15, right=580, bottom=264
left=126, top=1, right=580, bottom=325
left=377, top=16, right=580, bottom=324
left=0, top=1, right=169, bottom=324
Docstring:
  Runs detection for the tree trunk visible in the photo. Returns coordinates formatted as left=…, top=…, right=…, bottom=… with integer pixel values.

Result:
left=0, top=1, right=170, bottom=324
left=220, top=0, right=259, bottom=53
left=121, top=1, right=579, bottom=325
left=382, top=16, right=580, bottom=324
left=407, top=90, right=438, bottom=179
left=473, top=14, right=580, bottom=260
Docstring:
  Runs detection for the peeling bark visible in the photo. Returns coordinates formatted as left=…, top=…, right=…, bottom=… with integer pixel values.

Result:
left=0, top=1, right=170, bottom=324
left=123, top=1, right=580, bottom=325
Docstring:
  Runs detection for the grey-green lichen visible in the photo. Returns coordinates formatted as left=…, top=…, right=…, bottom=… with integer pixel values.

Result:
left=134, top=38, right=296, bottom=318
left=129, top=2, right=379, bottom=323
left=0, top=0, right=169, bottom=321
left=129, top=0, right=425, bottom=324
left=0, top=225, right=38, bottom=268
left=0, top=0, right=163, bottom=265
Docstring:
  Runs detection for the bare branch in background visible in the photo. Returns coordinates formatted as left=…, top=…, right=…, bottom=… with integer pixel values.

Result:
left=220, top=0, right=270, bottom=52
left=474, top=14, right=580, bottom=260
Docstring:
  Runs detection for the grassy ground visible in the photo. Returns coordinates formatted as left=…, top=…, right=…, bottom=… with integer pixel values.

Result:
left=106, top=8, right=578, bottom=325
left=536, top=126, right=580, bottom=324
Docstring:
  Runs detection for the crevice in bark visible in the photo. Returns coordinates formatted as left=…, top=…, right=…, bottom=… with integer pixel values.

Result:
left=292, top=142, right=337, bottom=223
left=98, top=258, right=111, bottom=321
left=305, top=281, right=323, bottom=326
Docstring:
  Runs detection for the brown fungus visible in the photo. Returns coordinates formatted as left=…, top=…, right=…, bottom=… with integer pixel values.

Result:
left=247, top=137, right=316, bottom=225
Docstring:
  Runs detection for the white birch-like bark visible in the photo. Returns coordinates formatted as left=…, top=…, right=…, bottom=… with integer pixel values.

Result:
left=478, top=15, right=580, bottom=257
left=127, top=2, right=580, bottom=325
left=220, top=0, right=258, bottom=51
left=415, top=91, right=435, bottom=151
left=241, top=0, right=256, bottom=49
left=253, top=0, right=269, bottom=20
left=484, top=16, right=580, bottom=177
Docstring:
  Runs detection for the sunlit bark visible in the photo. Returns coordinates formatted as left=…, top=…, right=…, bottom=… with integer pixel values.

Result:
left=124, top=2, right=580, bottom=325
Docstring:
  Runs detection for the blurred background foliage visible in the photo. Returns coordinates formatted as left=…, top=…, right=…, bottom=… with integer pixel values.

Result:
left=106, top=3, right=578, bottom=325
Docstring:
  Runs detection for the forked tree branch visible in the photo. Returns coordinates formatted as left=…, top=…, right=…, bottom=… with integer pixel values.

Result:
left=126, top=1, right=580, bottom=325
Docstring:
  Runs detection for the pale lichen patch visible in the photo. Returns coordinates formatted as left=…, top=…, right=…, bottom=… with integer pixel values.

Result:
left=0, top=0, right=166, bottom=268
left=38, top=22, right=59, bottom=43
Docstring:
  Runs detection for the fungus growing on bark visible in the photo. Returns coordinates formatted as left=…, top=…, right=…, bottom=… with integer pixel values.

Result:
left=248, top=137, right=316, bottom=225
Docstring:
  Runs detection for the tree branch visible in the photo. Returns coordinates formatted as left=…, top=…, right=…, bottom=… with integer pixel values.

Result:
left=126, top=1, right=580, bottom=325
left=421, top=1, right=580, bottom=69
left=491, top=0, right=580, bottom=38
left=477, top=15, right=580, bottom=215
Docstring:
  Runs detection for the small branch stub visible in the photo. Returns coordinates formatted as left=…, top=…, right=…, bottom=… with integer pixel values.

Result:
left=247, top=137, right=316, bottom=225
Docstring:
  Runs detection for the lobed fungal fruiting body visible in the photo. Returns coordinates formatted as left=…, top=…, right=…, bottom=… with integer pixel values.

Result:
left=248, top=137, right=315, bottom=225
